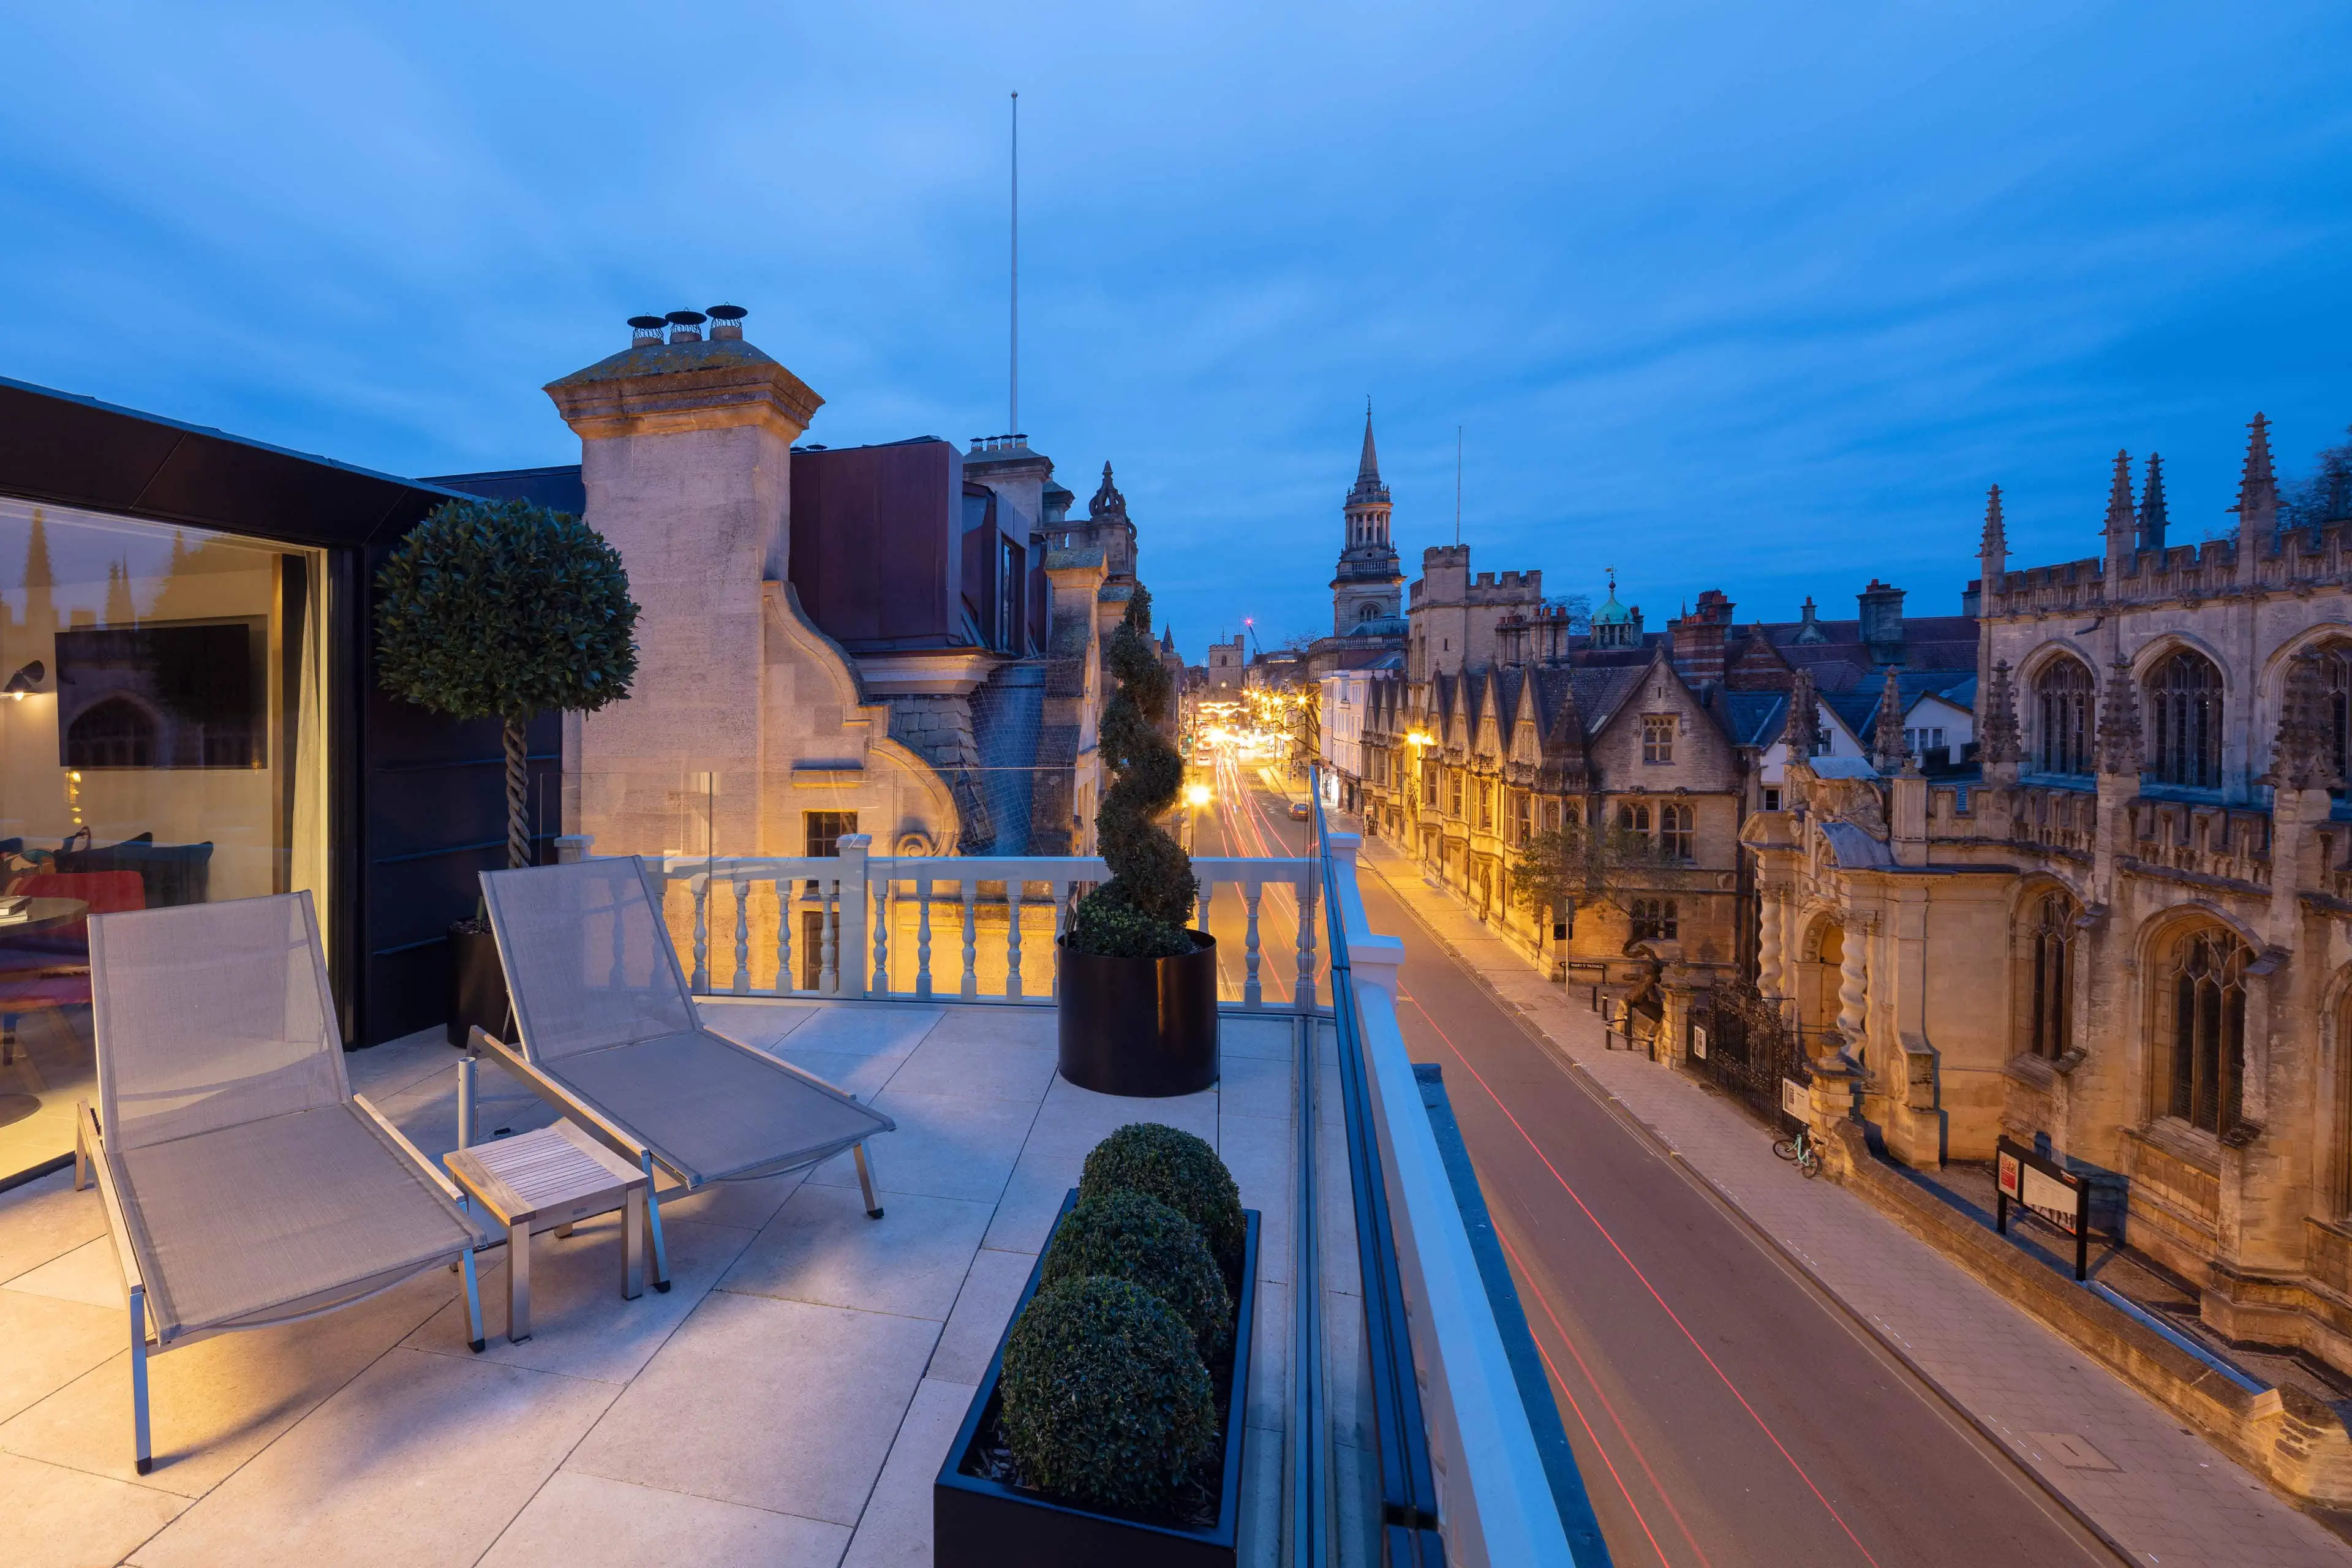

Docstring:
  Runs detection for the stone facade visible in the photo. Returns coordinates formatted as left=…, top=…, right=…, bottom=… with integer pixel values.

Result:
left=1746, top=416, right=2352, bottom=1376
left=541, top=313, right=1112, bottom=864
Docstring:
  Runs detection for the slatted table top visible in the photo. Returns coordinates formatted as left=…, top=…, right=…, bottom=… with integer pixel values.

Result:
left=443, top=1119, right=644, bottom=1227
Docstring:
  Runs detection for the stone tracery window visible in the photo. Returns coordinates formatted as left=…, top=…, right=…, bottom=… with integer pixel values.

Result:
left=2024, top=891, right=2078, bottom=1060
left=2146, top=649, right=2223, bottom=790
left=2323, top=643, right=2352, bottom=796
left=1659, top=802, right=1695, bottom=862
left=2154, top=927, right=2250, bottom=1137
left=2034, top=657, right=2093, bottom=776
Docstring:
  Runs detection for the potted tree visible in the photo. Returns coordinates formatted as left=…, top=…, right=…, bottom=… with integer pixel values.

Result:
left=1059, top=586, right=1218, bottom=1096
left=374, top=497, right=639, bottom=1045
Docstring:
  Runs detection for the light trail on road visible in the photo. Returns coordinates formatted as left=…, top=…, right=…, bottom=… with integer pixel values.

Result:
left=1191, top=756, right=2117, bottom=1567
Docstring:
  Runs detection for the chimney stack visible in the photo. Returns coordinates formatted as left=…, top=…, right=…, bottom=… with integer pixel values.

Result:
left=1670, top=589, right=1735, bottom=685
left=1858, top=579, right=1906, bottom=665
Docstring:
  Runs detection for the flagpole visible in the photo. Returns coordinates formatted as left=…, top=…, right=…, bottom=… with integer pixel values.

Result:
left=1010, top=91, right=1019, bottom=437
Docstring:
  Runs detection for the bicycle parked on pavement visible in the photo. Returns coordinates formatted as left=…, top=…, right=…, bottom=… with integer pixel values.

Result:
left=1773, top=1125, right=1823, bottom=1178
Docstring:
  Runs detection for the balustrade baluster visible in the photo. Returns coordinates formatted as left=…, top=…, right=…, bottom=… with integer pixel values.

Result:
left=785, top=879, right=804, bottom=1001
left=960, top=881, right=979, bottom=999
left=1006, top=881, right=1024, bottom=1001
left=821, top=880, right=839, bottom=994
left=732, top=872, right=752, bottom=994
left=1243, top=883, right=1263, bottom=1008
left=871, top=875, right=891, bottom=998
left=777, top=880, right=796, bottom=994
left=916, top=876, right=934, bottom=1000
left=1050, top=880, right=1069, bottom=998
left=690, top=873, right=710, bottom=993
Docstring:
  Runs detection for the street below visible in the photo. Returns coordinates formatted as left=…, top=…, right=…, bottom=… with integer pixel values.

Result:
left=1191, top=748, right=2116, bottom=1568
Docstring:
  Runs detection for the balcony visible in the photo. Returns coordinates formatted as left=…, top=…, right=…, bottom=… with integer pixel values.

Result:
left=0, top=832, right=1581, bottom=1566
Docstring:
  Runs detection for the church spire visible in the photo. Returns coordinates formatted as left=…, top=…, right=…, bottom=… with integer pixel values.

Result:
left=1358, top=399, right=1379, bottom=484
left=1979, top=484, right=2007, bottom=567
left=2138, top=453, right=2168, bottom=554
left=2236, top=412, right=2278, bottom=570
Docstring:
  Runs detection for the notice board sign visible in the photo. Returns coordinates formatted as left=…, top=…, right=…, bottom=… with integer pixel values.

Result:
left=1691, top=1023, right=1708, bottom=1061
left=1781, top=1077, right=1809, bottom=1122
left=1996, top=1135, right=2092, bottom=1281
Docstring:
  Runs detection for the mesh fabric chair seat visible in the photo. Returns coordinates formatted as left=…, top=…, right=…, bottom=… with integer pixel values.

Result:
left=478, top=858, right=894, bottom=1253
left=551, top=1030, right=888, bottom=1187
left=77, top=892, right=490, bottom=1474
left=118, top=1102, right=486, bottom=1340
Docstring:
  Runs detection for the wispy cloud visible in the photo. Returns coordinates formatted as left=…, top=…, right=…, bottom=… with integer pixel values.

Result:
left=0, top=1, right=2345, bottom=646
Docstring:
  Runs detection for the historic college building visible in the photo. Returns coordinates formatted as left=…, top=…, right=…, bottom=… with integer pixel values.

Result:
left=1342, top=412, right=2352, bottom=1375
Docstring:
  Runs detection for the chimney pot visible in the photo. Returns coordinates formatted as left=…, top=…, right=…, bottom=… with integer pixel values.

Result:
left=707, top=304, right=747, bottom=341
left=627, top=315, right=666, bottom=346
left=664, top=309, right=707, bottom=343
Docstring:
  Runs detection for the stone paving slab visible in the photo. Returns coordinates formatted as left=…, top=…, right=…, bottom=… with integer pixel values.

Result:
left=1358, top=834, right=2352, bottom=1568
left=0, top=999, right=1300, bottom=1567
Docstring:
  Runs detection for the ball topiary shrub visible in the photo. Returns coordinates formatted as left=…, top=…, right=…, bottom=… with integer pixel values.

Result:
left=999, top=1276, right=1219, bottom=1510
left=1080, top=1122, right=1246, bottom=1277
left=1041, top=1189, right=1233, bottom=1361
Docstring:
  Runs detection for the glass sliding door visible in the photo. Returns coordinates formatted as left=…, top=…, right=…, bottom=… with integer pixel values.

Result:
left=0, top=499, right=329, bottom=1183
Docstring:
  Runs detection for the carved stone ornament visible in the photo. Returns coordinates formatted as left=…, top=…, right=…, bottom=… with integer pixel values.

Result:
left=2095, top=655, right=2143, bottom=777
left=1979, top=660, right=2023, bottom=766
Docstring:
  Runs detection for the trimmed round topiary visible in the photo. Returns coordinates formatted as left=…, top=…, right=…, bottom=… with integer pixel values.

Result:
left=1079, top=1123, right=1246, bottom=1276
left=998, top=1276, right=1219, bottom=1510
left=1041, top=1189, right=1232, bottom=1360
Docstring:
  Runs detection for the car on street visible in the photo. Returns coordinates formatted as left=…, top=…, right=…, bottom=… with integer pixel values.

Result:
left=1287, top=800, right=1311, bottom=821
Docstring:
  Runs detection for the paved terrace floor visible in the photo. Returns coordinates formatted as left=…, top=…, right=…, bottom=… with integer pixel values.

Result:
left=0, top=1001, right=1309, bottom=1568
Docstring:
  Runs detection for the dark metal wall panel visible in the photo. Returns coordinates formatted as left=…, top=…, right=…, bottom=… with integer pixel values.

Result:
left=355, top=539, right=563, bottom=1045
left=788, top=439, right=962, bottom=649
left=0, top=377, right=462, bottom=549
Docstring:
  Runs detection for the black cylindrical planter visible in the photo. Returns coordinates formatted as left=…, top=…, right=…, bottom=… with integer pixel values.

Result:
left=446, top=926, right=514, bottom=1047
left=1056, top=933, right=1219, bottom=1096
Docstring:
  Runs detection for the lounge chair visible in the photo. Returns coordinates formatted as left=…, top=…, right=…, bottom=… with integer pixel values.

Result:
left=472, top=858, right=895, bottom=1292
left=74, top=892, right=491, bottom=1473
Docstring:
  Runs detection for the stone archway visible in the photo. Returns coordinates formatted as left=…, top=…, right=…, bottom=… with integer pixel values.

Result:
left=1796, top=912, right=1845, bottom=1054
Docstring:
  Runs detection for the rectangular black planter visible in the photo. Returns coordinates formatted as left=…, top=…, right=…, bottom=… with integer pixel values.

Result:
left=935, top=1191, right=1261, bottom=1568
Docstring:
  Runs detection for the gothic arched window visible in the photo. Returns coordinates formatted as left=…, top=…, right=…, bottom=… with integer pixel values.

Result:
left=2155, top=927, right=2250, bottom=1136
left=2323, top=643, right=2352, bottom=796
left=2146, top=649, right=2223, bottom=790
left=1659, top=802, right=1695, bottom=862
left=2024, top=891, right=2078, bottom=1059
left=65, top=695, right=157, bottom=769
left=2034, top=657, right=2094, bottom=776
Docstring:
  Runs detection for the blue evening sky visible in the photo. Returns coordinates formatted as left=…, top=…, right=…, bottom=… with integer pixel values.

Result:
left=2, top=2, right=2346, bottom=655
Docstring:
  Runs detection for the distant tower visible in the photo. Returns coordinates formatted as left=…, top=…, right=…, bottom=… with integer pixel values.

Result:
left=1331, top=405, right=1404, bottom=635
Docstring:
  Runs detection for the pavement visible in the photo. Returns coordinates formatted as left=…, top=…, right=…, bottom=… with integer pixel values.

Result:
left=1341, top=816, right=2352, bottom=1568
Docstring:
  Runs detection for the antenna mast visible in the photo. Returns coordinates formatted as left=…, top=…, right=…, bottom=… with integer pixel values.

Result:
left=1009, top=91, right=1019, bottom=437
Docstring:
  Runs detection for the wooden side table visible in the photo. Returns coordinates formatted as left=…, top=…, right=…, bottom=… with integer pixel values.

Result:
left=443, top=1120, right=649, bottom=1343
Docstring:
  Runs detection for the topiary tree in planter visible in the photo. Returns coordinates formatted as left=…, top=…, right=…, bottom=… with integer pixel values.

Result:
left=374, top=497, right=639, bottom=870
left=998, top=1275, right=1220, bottom=1510
left=1079, top=1121, right=1246, bottom=1276
left=1068, top=584, right=1195, bottom=958
left=1055, top=587, right=1219, bottom=1096
left=1039, top=1188, right=1232, bottom=1360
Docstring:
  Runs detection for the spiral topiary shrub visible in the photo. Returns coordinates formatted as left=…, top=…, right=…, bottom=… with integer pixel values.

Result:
left=998, top=1276, right=1220, bottom=1510
left=1079, top=1123, right=1246, bottom=1276
left=1040, top=1189, right=1233, bottom=1361
left=1066, top=585, right=1197, bottom=959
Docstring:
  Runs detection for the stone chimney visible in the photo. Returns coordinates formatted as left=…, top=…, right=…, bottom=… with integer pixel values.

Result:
left=545, top=309, right=824, bottom=854
left=1857, top=579, right=1906, bottom=665
left=1669, top=588, right=1734, bottom=685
